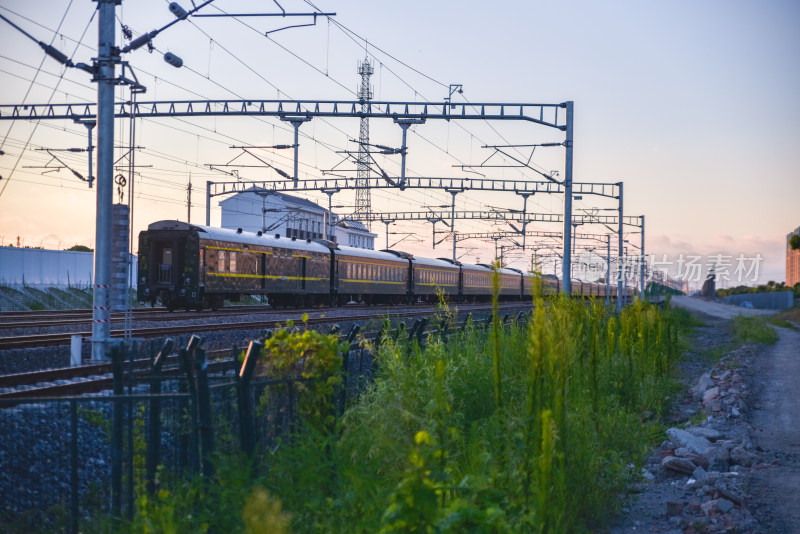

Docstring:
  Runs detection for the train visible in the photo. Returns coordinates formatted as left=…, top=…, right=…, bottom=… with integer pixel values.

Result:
left=137, top=220, right=629, bottom=311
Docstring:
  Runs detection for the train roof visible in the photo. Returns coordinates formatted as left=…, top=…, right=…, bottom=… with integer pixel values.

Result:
left=460, top=263, right=492, bottom=273
left=334, top=244, right=410, bottom=263
left=412, top=256, right=460, bottom=269
left=145, top=220, right=331, bottom=254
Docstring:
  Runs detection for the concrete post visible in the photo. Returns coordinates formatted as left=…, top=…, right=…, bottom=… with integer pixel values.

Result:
left=91, top=0, right=117, bottom=361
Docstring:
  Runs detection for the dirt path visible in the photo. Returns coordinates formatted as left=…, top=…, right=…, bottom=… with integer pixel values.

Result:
left=609, top=297, right=800, bottom=533
left=670, top=295, right=772, bottom=320
left=749, top=326, right=800, bottom=533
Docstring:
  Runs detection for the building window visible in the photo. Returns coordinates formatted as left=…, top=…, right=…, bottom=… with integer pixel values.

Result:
left=218, top=250, right=226, bottom=272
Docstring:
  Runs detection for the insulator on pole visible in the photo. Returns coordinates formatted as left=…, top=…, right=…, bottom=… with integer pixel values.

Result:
left=164, top=52, right=183, bottom=68
left=169, top=2, right=189, bottom=19
left=126, top=31, right=157, bottom=52
left=39, top=42, right=73, bottom=67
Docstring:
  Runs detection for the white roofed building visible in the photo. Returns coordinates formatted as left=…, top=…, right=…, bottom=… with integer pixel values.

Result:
left=335, top=219, right=376, bottom=250
left=219, top=188, right=376, bottom=249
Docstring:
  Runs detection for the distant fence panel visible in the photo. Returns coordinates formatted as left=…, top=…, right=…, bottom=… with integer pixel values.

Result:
left=724, top=290, right=794, bottom=310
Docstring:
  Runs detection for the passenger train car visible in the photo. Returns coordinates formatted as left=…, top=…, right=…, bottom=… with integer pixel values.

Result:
left=137, top=221, right=630, bottom=311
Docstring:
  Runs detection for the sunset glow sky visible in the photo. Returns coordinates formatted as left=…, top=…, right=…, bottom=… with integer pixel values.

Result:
left=1, top=0, right=798, bottom=288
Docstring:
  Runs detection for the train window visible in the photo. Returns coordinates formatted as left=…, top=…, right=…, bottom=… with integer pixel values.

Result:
left=218, top=250, right=226, bottom=272
left=230, top=252, right=237, bottom=273
left=200, top=249, right=205, bottom=268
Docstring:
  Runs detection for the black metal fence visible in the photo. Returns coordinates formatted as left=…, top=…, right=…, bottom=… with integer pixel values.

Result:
left=0, top=322, right=379, bottom=534
left=0, top=312, right=514, bottom=533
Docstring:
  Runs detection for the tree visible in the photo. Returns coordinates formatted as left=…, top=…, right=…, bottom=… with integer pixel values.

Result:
left=791, top=234, right=800, bottom=251
left=66, top=244, right=93, bottom=252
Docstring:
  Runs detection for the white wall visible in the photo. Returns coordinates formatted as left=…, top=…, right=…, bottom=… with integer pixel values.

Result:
left=0, top=247, right=137, bottom=288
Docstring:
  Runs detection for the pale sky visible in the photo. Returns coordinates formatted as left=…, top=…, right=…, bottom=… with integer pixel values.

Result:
left=1, top=0, right=798, bottom=288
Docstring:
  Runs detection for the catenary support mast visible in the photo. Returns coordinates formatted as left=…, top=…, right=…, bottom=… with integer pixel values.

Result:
left=561, top=101, right=574, bottom=294
left=92, top=0, right=117, bottom=361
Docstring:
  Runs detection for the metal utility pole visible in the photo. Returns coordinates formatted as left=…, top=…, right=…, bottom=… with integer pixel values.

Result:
left=322, top=188, right=339, bottom=241
left=640, top=214, right=646, bottom=299
left=206, top=180, right=212, bottom=225
left=617, top=182, right=624, bottom=311
left=355, top=56, right=373, bottom=228
left=187, top=180, right=192, bottom=222
left=383, top=219, right=395, bottom=250
left=606, top=234, right=611, bottom=307
left=519, top=192, right=531, bottom=251
left=280, top=116, right=310, bottom=186
left=561, top=101, right=574, bottom=294
left=92, top=0, right=118, bottom=361
left=446, top=188, right=461, bottom=261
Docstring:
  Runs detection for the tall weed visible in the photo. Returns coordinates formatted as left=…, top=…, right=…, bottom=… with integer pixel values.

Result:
left=120, top=274, right=685, bottom=533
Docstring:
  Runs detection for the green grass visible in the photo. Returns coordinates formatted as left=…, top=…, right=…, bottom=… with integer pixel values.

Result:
left=115, top=283, right=688, bottom=533
left=732, top=315, right=779, bottom=344
left=765, top=315, right=799, bottom=331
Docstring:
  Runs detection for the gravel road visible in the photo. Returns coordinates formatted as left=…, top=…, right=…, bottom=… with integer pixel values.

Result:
left=610, top=296, right=799, bottom=533
left=749, top=325, right=800, bottom=533
left=670, top=295, right=772, bottom=320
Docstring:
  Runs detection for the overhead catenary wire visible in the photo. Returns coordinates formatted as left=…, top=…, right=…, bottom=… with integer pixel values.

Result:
left=0, top=2, right=582, bottom=266
left=193, top=5, right=516, bottom=217
left=0, top=1, right=91, bottom=200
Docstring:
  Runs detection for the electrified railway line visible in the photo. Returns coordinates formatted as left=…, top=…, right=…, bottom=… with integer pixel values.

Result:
left=0, top=302, right=528, bottom=350
left=0, top=303, right=532, bottom=400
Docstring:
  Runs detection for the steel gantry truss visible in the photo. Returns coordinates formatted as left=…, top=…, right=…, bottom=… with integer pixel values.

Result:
left=0, top=99, right=570, bottom=128
left=2, top=93, right=629, bottom=310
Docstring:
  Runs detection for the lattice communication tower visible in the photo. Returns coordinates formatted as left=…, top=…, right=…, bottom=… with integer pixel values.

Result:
left=356, top=56, right=374, bottom=228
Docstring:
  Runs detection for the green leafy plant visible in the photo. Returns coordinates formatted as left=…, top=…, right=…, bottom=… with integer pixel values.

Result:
left=262, top=316, right=348, bottom=433
left=732, top=315, right=778, bottom=344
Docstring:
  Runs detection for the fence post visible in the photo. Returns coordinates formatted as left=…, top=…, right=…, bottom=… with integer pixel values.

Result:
left=238, top=340, right=263, bottom=457
left=407, top=319, right=421, bottom=343
left=178, top=336, right=201, bottom=474
left=70, top=399, right=79, bottom=534
left=338, top=324, right=360, bottom=413
left=147, top=338, right=174, bottom=495
left=110, top=342, right=124, bottom=518
left=194, top=346, right=215, bottom=478
left=416, top=317, right=429, bottom=346
left=461, top=313, right=472, bottom=334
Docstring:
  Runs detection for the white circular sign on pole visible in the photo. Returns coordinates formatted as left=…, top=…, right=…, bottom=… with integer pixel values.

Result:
left=576, top=251, right=607, bottom=283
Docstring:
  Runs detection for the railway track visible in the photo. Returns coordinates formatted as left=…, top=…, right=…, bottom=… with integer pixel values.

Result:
left=0, top=303, right=532, bottom=400
left=0, top=302, right=464, bottom=329
left=0, top=305, right=280, bottom=328
left=0, top=348, right=237, bottom=401
left=0, top=302, right=528, bottom=350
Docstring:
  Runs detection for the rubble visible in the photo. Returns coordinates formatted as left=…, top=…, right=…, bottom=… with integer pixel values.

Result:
left=613, top=342, right=766, bottom=533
